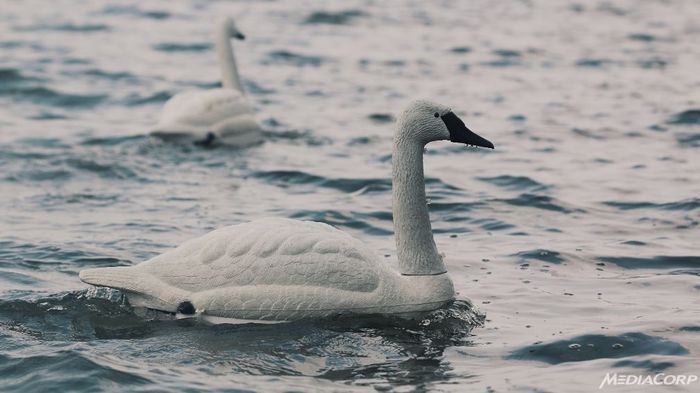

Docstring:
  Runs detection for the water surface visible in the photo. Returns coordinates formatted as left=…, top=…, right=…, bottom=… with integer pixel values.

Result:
left=1, top=0, right=699, bottom=391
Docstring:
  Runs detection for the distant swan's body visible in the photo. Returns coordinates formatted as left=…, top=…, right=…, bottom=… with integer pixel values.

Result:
left=81, top=100, right=494, bottom=323
left=150, top=17, right=261, bottom=147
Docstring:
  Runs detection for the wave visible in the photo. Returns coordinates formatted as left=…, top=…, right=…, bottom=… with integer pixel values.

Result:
left=0, top=240, right=130, bottom=272
left=0, top=291, right=482, bottom=390
left=263, top=51, right=325, bottom=67
left=245, top=80, right=276, bottom=95
left=79, top=135, right=147, bottom=146
left=499, top=193, right=582, bottom=214
left=0, top=289, right=482, bottom=343
left=83, top=69, right=139, bottom=81
left=597, top=255, right=700, bottom=270
left=450, top=46, right=472, bottom=54
left=123, top=91, right=172, bottom=106
left=367, top=113, right=394, bottom=123
left=62, top=157, right=141, bottom=180
left=0, top=68, right=42, bottom=84
left=478, top=175, right=548, bottom=191
left=303, top=10, right=367, bottom=25
left=603, top=198, right=700, bottom=211
left=667, top=109, right=700, bottom=125
left=101, top=5, right=171, bottom=20
left=513, top=249, right=565, bottom=264
left=676, top=133, right=700, bottom=147
left=509, top=332, right=687, bottom=364
left=628, top=33, right=657, bottom=42
left=0, top=351, right=154, bottom=392
left=481, top=49, right=523, bottom=67
left=254, top=170, right=463, bottom=198
left=17, top=23, right=111, bottom=32
left=152, top=43, right=212, bottom=52
left=0, top=86, right=106, bottom=108
left=262, top=127, right=332, bottom=146
left=469, top=218, right=515, bottom=231
left=254, top=169, right=391, bottom=195
left=575, top=58, right=615, bottom=68
left=290, top=209, right=393, bottom=236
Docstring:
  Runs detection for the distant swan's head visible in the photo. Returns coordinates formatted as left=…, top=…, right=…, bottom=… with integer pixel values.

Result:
left=397, top=100, right=494, bottom=148
left=218, top=16, right=245, bottom=40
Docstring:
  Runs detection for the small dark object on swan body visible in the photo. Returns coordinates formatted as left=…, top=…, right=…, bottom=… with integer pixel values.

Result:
left=176, top=301, right=196, bottom=315
left=195, top=132, right=216, bottom=146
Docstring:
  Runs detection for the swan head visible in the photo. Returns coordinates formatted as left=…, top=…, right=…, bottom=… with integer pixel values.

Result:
left=218, top=16, right=245, bottom=40
left=397, top=100, right=494, bottom=148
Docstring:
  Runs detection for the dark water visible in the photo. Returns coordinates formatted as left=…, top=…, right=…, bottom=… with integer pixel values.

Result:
left=1, top=0, right=699, bottom=391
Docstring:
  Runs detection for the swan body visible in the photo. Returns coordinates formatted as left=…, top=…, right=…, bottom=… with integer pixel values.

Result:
left=151, top=89, right=260, bottom=146
left=150, top=17, right=262, bottom=147
left=80, top=218, right=454, bottom=321
left=81, top=100, right=494, bottom=323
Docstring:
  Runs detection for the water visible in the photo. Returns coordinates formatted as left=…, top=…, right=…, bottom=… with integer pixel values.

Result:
left=1, top=0, right=699, bottom=391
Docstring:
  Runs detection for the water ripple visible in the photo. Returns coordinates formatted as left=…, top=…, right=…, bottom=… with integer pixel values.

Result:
left=478, top=175, right=548, bottom=191
left=0, top=86, right=107, bottom=108
left=500, top=193, right=581, bottom=214
left=303, top=10, right=367, bottom=25
left=1, top=1, right=698, bottom=390
left=263, top=51, right=325, bottom=67
left=254, top=170, right=391, bottom=194
left=676, top=133, right=700, bottom=147
left=17, top=23, right=111, bottom=33
left=290, top=210, right=392, bottom=236
left=509, top=333, right=688, bottom=364
left=101, top=5, right=171, bottom=20
left=667, top=109, right=700, bottom=125
left=0, top=68, right=42, bottom=84
left=597, top=255, right=700, bottom=270
left=152, top=43, right=212, bottom=52
left=603, top=198, right=700, bottom=211
left=513, top=249, right=565, bottom=264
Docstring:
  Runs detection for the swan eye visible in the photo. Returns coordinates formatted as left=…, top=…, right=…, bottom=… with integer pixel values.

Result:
left=434, top=112, right=440, bottom=118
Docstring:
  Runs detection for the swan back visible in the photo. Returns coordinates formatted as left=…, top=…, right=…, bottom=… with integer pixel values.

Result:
left=91, top=218, right=388, bottom=296
left=157, top=89, right=253, bottom=128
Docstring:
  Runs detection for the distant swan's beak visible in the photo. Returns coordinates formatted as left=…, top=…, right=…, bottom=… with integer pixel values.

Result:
left=235, top=32, right=245, bottom=40
left=442, top=112, right=494, bottom=149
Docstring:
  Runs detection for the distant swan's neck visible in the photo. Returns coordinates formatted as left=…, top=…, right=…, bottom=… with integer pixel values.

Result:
left=392, top=136, right=446, bottom=275
left=216, top=26, right=243, bottom=91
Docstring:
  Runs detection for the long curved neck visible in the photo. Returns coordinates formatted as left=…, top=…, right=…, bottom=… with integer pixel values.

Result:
left=392, top=136, right=446, bottom=275
left=216, top=26, right=243, bottom=92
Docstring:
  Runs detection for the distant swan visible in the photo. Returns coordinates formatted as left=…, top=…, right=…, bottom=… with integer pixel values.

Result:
left=81, top=100, right=494, bottom=323
left=150, top=16, right=262, bottom=147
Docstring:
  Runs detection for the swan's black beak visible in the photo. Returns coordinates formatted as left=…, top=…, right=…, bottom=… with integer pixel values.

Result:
left=442, top=112, right=494, bottom=149
left=235, top=32, right=245, bottom=40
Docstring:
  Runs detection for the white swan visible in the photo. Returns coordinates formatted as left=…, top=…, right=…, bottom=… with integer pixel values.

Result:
left=81, top=100, right=494, bottom=323
left=150, top=16, right=262, bottom=147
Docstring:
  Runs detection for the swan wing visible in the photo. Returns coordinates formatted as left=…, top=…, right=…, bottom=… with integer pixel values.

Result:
left=142, top=218, right=383, bottom=292
left=153, top=89, right=255, bottom=133
left=79, top=218, right=387, bottom=311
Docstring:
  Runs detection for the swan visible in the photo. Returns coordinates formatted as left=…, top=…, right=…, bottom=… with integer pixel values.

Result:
left=150, top=16, right=262, bottom=147
left=80, top=100, right=494, bottom=323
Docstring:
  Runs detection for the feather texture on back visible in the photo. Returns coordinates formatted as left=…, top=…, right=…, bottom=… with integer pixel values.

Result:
left=138, top=218, right=384, bottom=293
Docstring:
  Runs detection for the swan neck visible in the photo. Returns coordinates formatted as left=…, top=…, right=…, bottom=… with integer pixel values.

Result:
left=216, top=27, right=243, bottom=91
left=392, top=136, right=446, bottom=275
